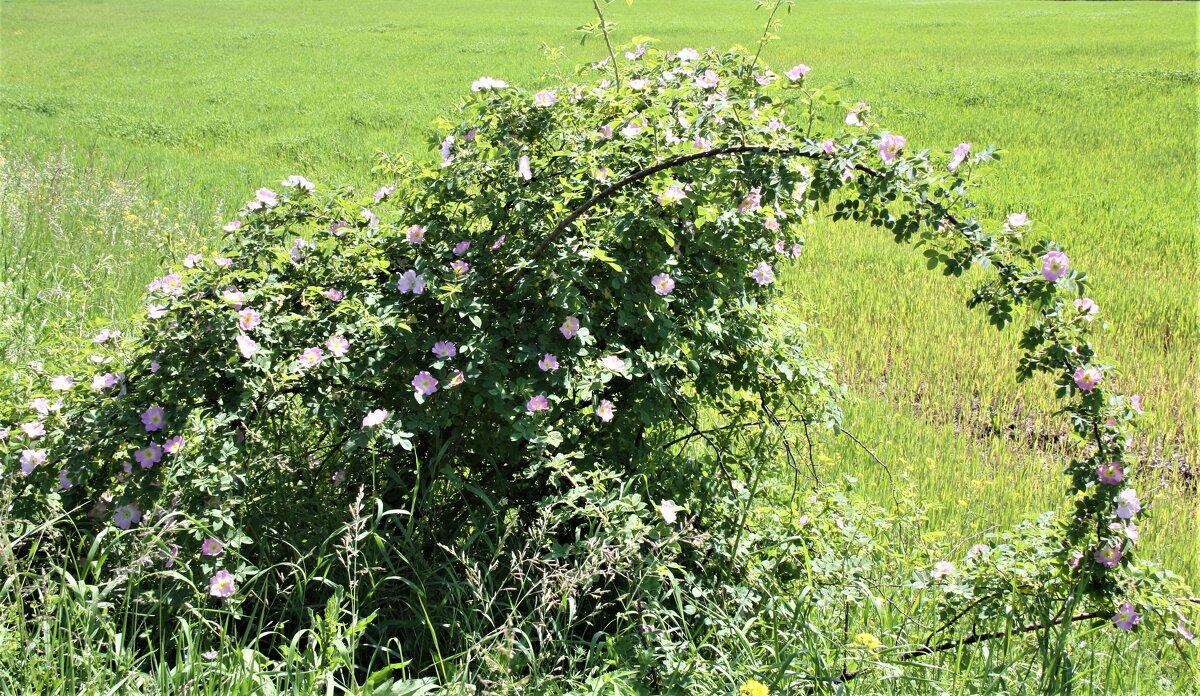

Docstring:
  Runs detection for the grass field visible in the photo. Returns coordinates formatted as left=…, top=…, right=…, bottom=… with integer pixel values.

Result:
left=2, top=0, right=1197, bottom=603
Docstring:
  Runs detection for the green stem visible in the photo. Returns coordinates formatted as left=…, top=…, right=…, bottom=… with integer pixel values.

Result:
left=591, top=0, right=621, bottom=90
left=753, top=0, right=788, bottom=67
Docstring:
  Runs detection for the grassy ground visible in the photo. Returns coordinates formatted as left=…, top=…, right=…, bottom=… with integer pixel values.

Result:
left=2, top=0, right=1196, bottom=590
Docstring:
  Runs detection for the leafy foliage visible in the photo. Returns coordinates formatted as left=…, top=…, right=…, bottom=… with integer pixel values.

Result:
left=1, top=45, right=1193, bottom=691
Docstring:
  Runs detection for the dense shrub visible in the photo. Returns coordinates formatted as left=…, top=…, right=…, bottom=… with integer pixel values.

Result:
left=2, top=45, right=1193, bottom=691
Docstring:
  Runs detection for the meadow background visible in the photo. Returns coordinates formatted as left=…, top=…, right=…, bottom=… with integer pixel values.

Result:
left=1, top=0, right=1196, bottom=594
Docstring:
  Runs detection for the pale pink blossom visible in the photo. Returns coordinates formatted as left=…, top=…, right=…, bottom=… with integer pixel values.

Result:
left=21, top=422, right=45, bottom=439
left=412, top=371, right=438, bottom=396
left=1094, top=544, right=1122, bottom=568
left=518, top=155, right=532, bottom=181
left=1074, top=297, right=1099, bottom=322
left=753, top=72, right=774, bottom=86
left=362, top=409, right=389, bottom=428
left=184, top=254, right=203, bottom=268
left=202, top=538, right=225, bottom=556
left=750, top=262, right=775, bottom=285
left=450, top=260, right=470, bottom=275
left=658, top=186, right=688, bottom=205
left=601, top=355, right=626, bottom=372
left=374, top=185, right=394, bottom=202
left=1112, top=603, right=1140, bottom=631
left=113, top=504, right=142, bottom=530
left=432, top=341, right=457, bottom=359
left=821, top=139, right=836, bottom=155
left=164, top=435, right=185, bottom=454
left=147, top=304, right=168, bottom=319
left=141, top=405, right=166, bottom=432
left=1073, top=365, right=1103, bottom=392
left=20, top=449, right=46, bottom=475
left=879, top=134, right=907, bottom=163
left=694, top=69, right=719, bottom=89
left=785, top=64, right=811, bottom=81
left=659, top=499, right=679, bottom=523
left=652, top=273, right=675, bottom=295
left=931, top=561, right=955, bottom=580
left=846, top=102, right=868, bottom=127
left=628, top=78, right=649, bottom=90
left=323, top=288, right=343, bottom=302
left=1041, top=251, right=1069, bottom=282
left=1115, top=488, right=1141, bottom=520
left=406, top=225, right=426, bottom=245
left=255, top=188, right=278, bottom=207
left=282, top=175, right=314, bottom=191
left=209, top=570, right=236, bottom=598
left=1006, top=212, right=1029, bottom=228
left=298, top=347, right=325, bottom=369
left=159, top=273, right=182, bottom=295
left=676, top=48, right=699, bottom=62
left=739, top=188, right=762, bottom=213
left=533, top=90, right=557, bottom=107
left=396, top=270, right=427, bottom=295
left=526, top=395, right=550, bottom=412
left=213, top=256, right=233, bottom=268
left=50, top=375, right=74, bottom=391
left=1130, top=394, right=1144, bottom=414
left=326, top=336, right=350, bottom=357
left=237, top=308, right=261, bottom=331
left=236, top=334, right=258, bottom=359
left=1097, top=462, right=1124, bottom=485
left=949, top=142, right=970, bottom=171
left=453, top=241, right=471, bottom=256
left=134, top=443, right=163, bottom=468
left=538, top=353, right=559, bottom=372
left=223, top=220, right=242, bottom=233
left=470, top=76, right=509, bottom=91
left=560, top=316, right=581, bottom=339
left=596, top=399, right=615, bottom=422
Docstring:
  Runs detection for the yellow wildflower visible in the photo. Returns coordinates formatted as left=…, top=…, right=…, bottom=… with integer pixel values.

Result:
left=854, top=632, right=882, bottom=651
left=740, top=679, right=770, bottom=696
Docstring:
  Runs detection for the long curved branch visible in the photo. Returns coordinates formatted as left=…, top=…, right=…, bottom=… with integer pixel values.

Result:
left=812, top=610, right=1107, bottom=690
left=508, top=144, right=844, bottom=289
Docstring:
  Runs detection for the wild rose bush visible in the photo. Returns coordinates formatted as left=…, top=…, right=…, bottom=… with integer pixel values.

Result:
left=1, top=46, right=1189, bottom=678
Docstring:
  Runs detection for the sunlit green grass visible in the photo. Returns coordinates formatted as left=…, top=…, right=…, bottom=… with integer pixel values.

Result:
left=1, top=0, right=1195, bottom=587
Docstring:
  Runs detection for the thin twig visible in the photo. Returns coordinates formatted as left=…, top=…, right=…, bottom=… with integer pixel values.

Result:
left=811, top=610, right=1108, bottom=690
left=838, top=426, right=900, bottom=510
left=590, top=0, right=621, bottom=90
